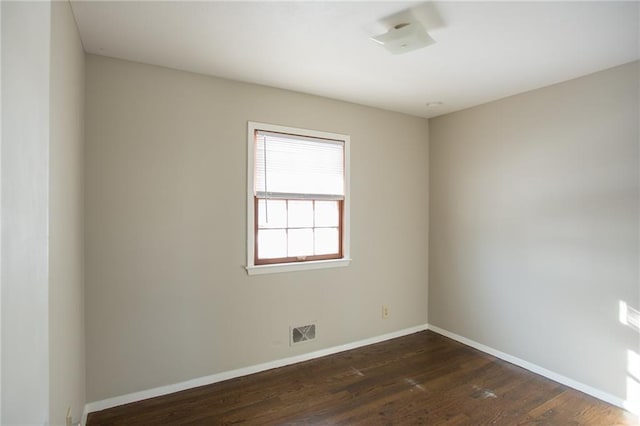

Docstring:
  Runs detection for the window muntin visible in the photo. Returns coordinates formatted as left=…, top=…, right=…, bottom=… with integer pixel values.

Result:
left=255, top=198, right=342, bottom=264
left=247, top=123, right=350, bottom=272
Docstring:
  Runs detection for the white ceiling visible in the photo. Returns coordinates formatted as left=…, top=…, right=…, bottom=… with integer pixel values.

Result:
left=70, top=1, right=639, bottom=118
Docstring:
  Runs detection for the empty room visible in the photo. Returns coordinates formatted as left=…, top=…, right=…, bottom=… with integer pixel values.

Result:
left=1, top=1, right=638, bottom=425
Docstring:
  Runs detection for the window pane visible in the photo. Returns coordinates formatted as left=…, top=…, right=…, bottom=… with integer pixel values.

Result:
left=288, top=229, right=313, bottom=257
left=257, top=229, right=286, bottom=259
left=288, top=200, right=313, bottom=228
left=257, top=199, right=287, bottom=229
left=315, top=201, right=339, bottom=227
left=315, top=228, right=339, bottom=255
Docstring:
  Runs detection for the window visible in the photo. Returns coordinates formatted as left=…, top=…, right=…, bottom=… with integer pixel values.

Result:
left=246, top=122, right=350, bottom=275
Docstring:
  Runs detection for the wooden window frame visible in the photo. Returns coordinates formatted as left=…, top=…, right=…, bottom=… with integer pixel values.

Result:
left=254, top=198, right=344, bottom=265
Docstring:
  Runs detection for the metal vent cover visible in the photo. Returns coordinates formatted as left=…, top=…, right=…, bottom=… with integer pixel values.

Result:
left=290, top=323, right=316, bottom=345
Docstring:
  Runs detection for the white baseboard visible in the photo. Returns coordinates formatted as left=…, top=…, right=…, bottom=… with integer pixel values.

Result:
left=83, top=322, right=636, bottom=424
left=427, top=324, right=636, bottom=415
left=80, top=406, right=88, bottom=426
left=83, top=323, right=429, bottom=422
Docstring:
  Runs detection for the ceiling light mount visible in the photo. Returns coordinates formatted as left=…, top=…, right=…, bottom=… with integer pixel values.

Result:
left=372, top=21, right=435, bottom=55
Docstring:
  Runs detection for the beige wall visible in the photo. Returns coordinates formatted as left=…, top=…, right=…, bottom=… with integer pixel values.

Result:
left=85, top=55, right=429, bottom=402
left=49, top=1, right=85, bottom=424
left=429, top=61, right=639, bottom=402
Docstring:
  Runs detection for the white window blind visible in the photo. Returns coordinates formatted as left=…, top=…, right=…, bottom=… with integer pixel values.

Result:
left=255, top=130, right=344, bottom=200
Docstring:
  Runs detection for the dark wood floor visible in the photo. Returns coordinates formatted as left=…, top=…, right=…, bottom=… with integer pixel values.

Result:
left=88, top=330, right=637, bottom=425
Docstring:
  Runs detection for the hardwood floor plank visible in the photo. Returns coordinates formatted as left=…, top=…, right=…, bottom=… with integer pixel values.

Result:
left=88, top=331, right=637, bottom=425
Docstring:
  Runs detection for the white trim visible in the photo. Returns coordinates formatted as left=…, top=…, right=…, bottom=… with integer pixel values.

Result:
left=246, top=121, right=351, bottom=275
left=84, top=324, right=428, bottom=416
left=0, top=2, right=3, bottom=422
left=247, top=122, right=255, bottom=271
left=80, top=406, right=88, bottom=426
left=246, top=258, right=350, bottom=275
left=427, top=324, right=635, bottom=415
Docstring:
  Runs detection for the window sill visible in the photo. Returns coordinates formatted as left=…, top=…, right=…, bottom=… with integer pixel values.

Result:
left=246, top=258, right=351, bottom=275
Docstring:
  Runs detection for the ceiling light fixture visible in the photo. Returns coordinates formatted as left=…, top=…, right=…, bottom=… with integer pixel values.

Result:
left=372, top=22, right=435, bottom=55
left=426, top=101, right=443, bottom=107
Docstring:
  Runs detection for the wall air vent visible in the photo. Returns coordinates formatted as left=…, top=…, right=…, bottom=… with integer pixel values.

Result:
left=290, top=323, right=316, bottom=345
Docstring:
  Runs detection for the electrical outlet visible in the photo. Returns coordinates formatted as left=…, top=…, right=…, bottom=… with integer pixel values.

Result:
left=382, top=305, right=390, bottom=319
